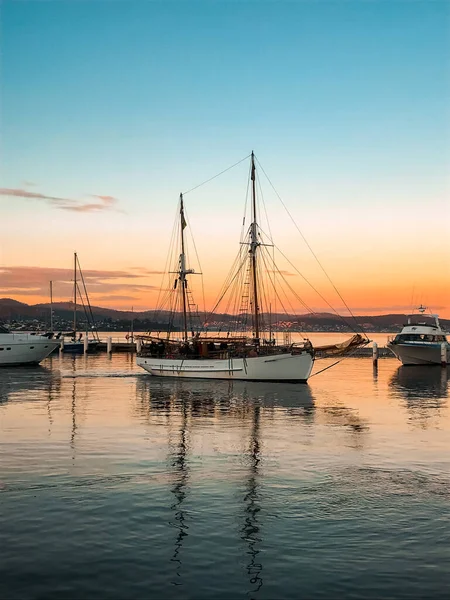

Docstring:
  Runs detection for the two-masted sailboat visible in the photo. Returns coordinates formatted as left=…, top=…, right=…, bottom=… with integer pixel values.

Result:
left=136, top=153, right=315, bottom=382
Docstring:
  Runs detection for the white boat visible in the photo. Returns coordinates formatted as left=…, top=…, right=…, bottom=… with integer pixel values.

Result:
left=0, top=325, right=60, bottom=366
left=137, top=152, right=315, bottom=382
left=387, top=305, right=449, bottom=365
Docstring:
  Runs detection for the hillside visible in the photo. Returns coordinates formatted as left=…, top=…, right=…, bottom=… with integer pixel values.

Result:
left=1, top=298, right=449, bottom=331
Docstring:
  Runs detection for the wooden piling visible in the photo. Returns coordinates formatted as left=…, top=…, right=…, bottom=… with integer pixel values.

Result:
left=372, top=342, right=378, bottom=366
left=441, top=342, right=447, bottom=367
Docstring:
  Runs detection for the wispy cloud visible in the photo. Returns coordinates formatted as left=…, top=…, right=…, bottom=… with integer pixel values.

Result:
left=0, top=188, right=120, bottom=213
left=60, top=195, right=119, bottom=213
left=0, top=266, right=157, bottom=302
left=0, top=188, right=75, bottom=208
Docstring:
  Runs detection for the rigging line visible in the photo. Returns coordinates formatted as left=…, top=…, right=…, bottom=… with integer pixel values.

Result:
left=256, top=170, right=274, bottom=245
left=260, top=248, right=308, bottom=324
left=257, top=226, right=317, bottom=314
left=258, top=226, right=364, bottom=335
left=240, top=162, right=252, bottom=244
left=255, top=156, right=366, bottom=338
left=184, top=208, right=206, bottom=325
left=76, top=256, right=99, bottom=339
left=204, top=252, right=249, bottom=324
left=183, top=154, right=251, bottom=196
left=154, top=201, right=180, bottom=314
left=259, top=249, right=294, bottom=327
left=309, top=344, right=369, bottom=377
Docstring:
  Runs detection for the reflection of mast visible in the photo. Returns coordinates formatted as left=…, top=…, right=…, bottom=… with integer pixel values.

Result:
left=242, top=404, right=263, bottom=595
left=170, top=399, right=189, bottom=583
left=70, top=357, right=77, bottom=455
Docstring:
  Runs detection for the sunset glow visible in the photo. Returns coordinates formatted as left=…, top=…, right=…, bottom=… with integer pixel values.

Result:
left=1, top=1, right=449, bottom=317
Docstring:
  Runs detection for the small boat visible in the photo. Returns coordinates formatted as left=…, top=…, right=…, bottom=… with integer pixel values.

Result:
left=0, top=325, right=60, bottom=366
left=387, top=305, right=449, bottom=365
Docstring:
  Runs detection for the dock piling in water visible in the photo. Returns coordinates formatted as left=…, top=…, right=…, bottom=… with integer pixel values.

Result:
left=372, top=342, right=378, bottom=366
left=441, top=342, right=447, bottom=367
left=107, top=337, right=112, bottom=354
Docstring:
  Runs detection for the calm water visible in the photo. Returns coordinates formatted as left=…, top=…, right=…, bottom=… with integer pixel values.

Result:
left=1, top=353, right=449, bottom=599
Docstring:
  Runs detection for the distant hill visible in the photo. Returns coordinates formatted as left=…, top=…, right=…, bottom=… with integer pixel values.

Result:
left=1, top=298, right=449, bottom=331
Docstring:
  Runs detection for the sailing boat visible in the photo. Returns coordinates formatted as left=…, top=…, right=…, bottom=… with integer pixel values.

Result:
left=61, top=253, right=100, bottom=353
left=136, top=153, right=314, bottom=382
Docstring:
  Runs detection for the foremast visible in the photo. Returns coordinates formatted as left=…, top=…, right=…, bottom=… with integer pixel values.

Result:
left=178, top=194, right=194, bottom=342
left=73, top=252, right=77, bottom=338
left=250, top=152, right=260, bottom=343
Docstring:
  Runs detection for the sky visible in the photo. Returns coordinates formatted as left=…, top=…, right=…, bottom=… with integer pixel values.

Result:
left=1, top=0, right=449, bottom=317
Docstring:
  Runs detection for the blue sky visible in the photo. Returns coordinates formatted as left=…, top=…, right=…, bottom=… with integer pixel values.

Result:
left=1, top=0, right=449, bottom=313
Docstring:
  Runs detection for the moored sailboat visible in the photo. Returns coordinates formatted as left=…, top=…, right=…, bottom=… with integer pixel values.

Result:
left=137, top=153, right=315, bottom=382
left=61, top=253, right=100, bottom=353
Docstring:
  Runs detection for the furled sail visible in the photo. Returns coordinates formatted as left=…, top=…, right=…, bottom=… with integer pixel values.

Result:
left=314, top=333, right=369, bottom=356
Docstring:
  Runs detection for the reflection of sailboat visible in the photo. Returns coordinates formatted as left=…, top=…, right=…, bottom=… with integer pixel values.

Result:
left=389, top=366, right=448, bottom=428
left=137, top=153, right=314, bottom=382
left=242, top=404, right=263, bottom=596
left=135, top=377, right=316, bottom=416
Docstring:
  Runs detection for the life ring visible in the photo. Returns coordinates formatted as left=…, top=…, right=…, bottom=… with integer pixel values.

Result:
left=125, top=334, right=130, bottom=340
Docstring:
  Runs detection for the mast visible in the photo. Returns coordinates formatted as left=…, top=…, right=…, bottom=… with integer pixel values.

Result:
left=50, top=280, right=53, bottom=333
left=131, top=306, right=134, bottom=344
left=250, top=152, right=260, bottom=341
left=179, top=194, right=189, bottom=342
left=73, top=252, right=77, bottom=338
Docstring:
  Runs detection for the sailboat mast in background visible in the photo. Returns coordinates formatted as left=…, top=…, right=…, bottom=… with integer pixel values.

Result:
left=73, top=252, right=77, bottom=337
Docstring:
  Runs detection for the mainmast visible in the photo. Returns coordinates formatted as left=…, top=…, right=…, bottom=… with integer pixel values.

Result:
left=50, top=280, right=53, bottom=333
left=73, top=252, right=77, bottom=337
left=250, top=152, right=260, bottom=342
left=179, top=194, right=189, bottom=342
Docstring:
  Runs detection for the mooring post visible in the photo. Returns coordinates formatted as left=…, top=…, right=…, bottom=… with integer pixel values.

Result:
left=441, top=342, right=447, bottom=367
left=84, top=333, right=89, bottom=354
left=107, top=336, right=112, bottom=354
left=60, top=337, right=64, bottom=353
left=136, top=338, right=142, bottom=353
left=372, top=341, right=378, bottom=367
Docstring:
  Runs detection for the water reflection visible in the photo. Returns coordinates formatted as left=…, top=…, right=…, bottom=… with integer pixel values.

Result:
left=242, top=404, right=263, bottom=598
left=0, top=365, right=57, bottom=404
left=390, top=366, right=448, bottom=429
left=168, top=400, right=189, bottom=586
left=135, top=377, right=316, bottom=424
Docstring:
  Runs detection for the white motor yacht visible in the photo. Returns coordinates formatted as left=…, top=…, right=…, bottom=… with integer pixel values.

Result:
left=0, top=325, right=60, bottom=366
left=387, top=306, right=449, bottom=366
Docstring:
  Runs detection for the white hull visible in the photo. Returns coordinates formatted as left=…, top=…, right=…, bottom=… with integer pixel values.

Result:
left=388, top=343, right=450, bottom=366
left=0, top=334, right=60, bottom=366
left=137, top=351, right=314, bottom=382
